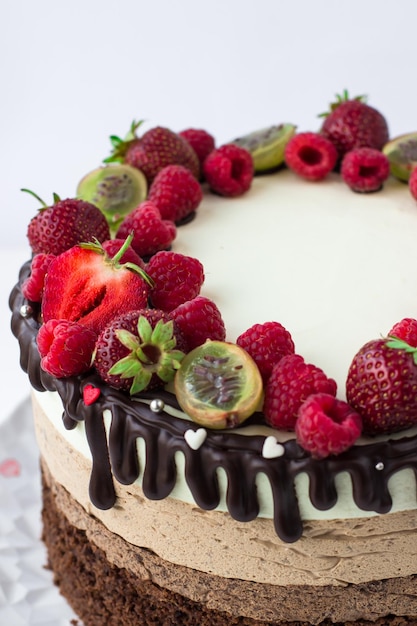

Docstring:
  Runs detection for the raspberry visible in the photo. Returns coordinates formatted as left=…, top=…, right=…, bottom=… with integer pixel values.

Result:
left=147, top=165, right=203, bottom=223
left=147, top=251, right=204, bottom=312
left=116, top=201, right=176, bottom=259
left=102, top=238, right=145, bottom=269
left=37, top=319, right=97, bottom=378
left=236, top=321, right=295, bottom=383
left=263, top=354, right=337, bottom=430
left=409, top=167, right=417, bottom=200
left=295, top=393, right=362, bottom=459
left=203, top=144, right=254, bottom=197
left=284, top=132, right=337, bottom=181
left=170, top=296, right=226, bottom=351
left=341, top=147, right=390, bottom=192
left=22, top=253, right=55, bottom=302
left=388, top=318, right=417, bottom=348
left=179, top=128, right=216, bottom=170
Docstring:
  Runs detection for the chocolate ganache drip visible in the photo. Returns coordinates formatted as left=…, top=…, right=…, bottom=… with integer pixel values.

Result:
left=9, top=262, right=417, bottom=543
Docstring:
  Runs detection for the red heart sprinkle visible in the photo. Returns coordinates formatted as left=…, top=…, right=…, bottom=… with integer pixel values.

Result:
left=83, top=384, right=101, bottom=405
left=0, top=458, right=21, bottom=478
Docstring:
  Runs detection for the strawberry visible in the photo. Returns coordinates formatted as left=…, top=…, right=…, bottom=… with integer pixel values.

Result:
left=237, top=321, right=295, bottom=383
left=320, top=91, right=389, bottom=159
left=115, top=201, right=176, bottom=259
left=94, top=309, right=185, bottom=394
left=41, top=235, right=152, bottom=335
left=346, top=337, right=417, bottom=434
left=170, top=296, right=226, bottom=351
left=26, top=193, right=110, bottom=255
left=104, top=120, right=200, bottom=184
left=147, top=164, right=203, bottom=223
left=37, top=319, right=97, bottom=378
left=146, top=251, right=205, bottom=312
left=295, top=393, right=362, bottom=459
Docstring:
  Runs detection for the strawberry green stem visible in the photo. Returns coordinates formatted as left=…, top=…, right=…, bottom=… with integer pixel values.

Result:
left=111, top=232, right=135, bottom=264
left=386, top=336, right=417, bottom=365
left=104, top=119, right=145, bottom=164
left=80, top=233, right=154, bottom=287
left=21, top=188, right=47, bottom=206
left=21, top=188, right=61, bottom=209
left=124, top=119, right=144, bottom=142
left=318, top=91, right=367, bottom=118
left=109, top=233, right=155, bottom=288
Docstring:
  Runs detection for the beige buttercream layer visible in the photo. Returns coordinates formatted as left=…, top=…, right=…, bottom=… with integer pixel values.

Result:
left=41, top=458, right=417, bottom=625
left=32, top=391, right=417, bottom=588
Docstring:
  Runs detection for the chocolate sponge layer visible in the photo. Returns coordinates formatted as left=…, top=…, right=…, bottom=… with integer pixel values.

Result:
left=41, top=458, right=417, bottom=626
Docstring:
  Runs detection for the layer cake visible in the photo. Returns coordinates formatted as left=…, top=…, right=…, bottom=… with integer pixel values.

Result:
left=9, top=140, right=417, bottom=624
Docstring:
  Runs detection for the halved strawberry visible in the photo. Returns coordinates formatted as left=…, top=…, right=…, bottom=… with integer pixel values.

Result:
left=41, top=236, right=152, bottom=335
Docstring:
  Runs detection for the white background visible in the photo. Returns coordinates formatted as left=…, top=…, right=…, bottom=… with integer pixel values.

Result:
left=2, top=0, right=417, bottom=418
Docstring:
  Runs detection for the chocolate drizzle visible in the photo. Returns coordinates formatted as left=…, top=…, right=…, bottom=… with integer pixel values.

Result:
left=9, top=262, right=417, bottom=542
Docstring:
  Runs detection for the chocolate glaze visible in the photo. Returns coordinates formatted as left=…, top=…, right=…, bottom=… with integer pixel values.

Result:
left=9, top=261, right=417, bottom=542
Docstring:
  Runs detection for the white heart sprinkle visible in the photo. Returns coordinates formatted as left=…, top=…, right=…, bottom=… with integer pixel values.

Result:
left=184, top=428, right=207, bottom=450
left=262, top=436, right=285, bottom=459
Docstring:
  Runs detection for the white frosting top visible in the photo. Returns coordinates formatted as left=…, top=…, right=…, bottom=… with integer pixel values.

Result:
left=175, top=169, right=417, bottom=396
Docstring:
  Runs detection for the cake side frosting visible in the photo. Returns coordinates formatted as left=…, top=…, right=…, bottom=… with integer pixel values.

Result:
left=32, top=386, right=417, bottom=523
left=41, top=459, right=417, bottom=624
left=32, top=389, right=417, bottom=587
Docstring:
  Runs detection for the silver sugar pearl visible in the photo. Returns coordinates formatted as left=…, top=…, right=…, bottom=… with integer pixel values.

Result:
left=150, top=398, right=165, bottom=413
left=20, top=304, right=33, bottom=318
left=375, top=462, right=385, bottom=471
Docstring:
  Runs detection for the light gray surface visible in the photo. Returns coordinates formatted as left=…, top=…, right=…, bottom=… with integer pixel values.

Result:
left=0, top=398, right=80, bottom=624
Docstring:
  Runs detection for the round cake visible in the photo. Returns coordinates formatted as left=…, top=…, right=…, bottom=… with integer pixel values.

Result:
left=9, top=117, right=417, bottom=625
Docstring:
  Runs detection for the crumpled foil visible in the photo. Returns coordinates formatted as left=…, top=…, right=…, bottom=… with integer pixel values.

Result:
left=0, top=397, right=81, bottom=625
